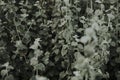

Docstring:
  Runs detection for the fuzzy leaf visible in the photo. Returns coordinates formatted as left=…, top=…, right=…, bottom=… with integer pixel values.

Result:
left=34, top=63, right=45, bottom=71
left=35, top=75, right=49, bottom=80
left=1, top=69, right=8, bottom=77
left=30, top=38, right=41, bottom=50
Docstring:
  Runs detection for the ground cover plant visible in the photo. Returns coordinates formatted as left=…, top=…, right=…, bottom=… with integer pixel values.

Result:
left=0, top=0, right=120, bottom=80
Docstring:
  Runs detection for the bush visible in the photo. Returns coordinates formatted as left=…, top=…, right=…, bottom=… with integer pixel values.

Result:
left=0, top=0, right=119, bottom=80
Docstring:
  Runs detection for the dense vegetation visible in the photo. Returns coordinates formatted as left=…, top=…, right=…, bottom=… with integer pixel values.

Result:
left=0, top=0, right=120, bottom=80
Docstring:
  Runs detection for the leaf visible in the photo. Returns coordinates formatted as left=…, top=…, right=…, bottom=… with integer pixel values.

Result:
left=42, top=52, right=50, bottom=65
left=71, top=76, right=79, bottom=80
left=15, top=40, right=27, bottom=50
left=110, top=41, right=116, bottom=47
left=30, top=57, right=38, bottom=66
left=92, top=22, right=100, bottom=31
left=34, top=63, right=45, bottom=71
left=76, top=8, right=81, bottom=12
left=80, top=36, right=91, bottom=44
left=19, top=0, right=24, bottom=5
left=20, top=9, right=27, bottom=13
left=35, top=75, right=49, bottom=80
left=21, top=13, right=29, bottom=18
left=95, top=10, right=103, bottom=16
left=2, top=62, right=9, bottom=67
left=115, top=56, right=120, bottom=63
left=95, top=0, right=102, bottom=3
left=61, top=45, right=68, bottom=56
left=73, top=71, right=80, bottom=76
left=59, top=71, right=66, bottom=79
left=0, top=1, right=6, bottom=5
left=29, top=76, right=36, bottom=80
left=30, top=38, right=41, bottom=50
left=1, top=69, right=8, bottom=77
left=78, top=44, right=84, bottom=50
left=101, top=4, right=105, bottom=10
left=35, top=11, right=41, bottom=17
left=84, top=28, right=98, bottom=42
left=74, top=52, right=85, bottom=65
left=107, top=0, right=117, bottom=4
left=1, top=62, right=14, bottom=70
left=7, top=65, right=14, bottom=70
left=84, top=44, right=95, bottom=57
left=71, top=41, right=78, bottom=46
left=34, top=49, right=43, bottom=57
left=54, top=49, right=59, bottom=54
left=63, top=0, right=70, bottom=6
left=4, top=74, right=14, bottom=80
left=73, top=35, right=78, bottom=39
left=84, top=28, right=96, bottom=37
left=107, top=14, right=115, bottom=20
left=116, top=47, right=120, bottom=53
left=13, top=19, right=21, bottom=27
left=86, top=8, right=94, bottom=14
left=59, top=20, right=66, bottom=27
left=62, top=29, right=71, bottom=43
left=76, top=28, right=84, bottom=33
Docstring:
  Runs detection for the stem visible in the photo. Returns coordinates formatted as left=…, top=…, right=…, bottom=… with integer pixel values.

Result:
left=117, top=0, right=119, bottom=28
left=116, top=0, right=119, bottom=46
left=15, top=26, right=22, bottom=40
left=91, top=0, right=93, bottom=10
left=36, top=69, right=38, bottom=75
left=22, top=24, right=32, bottom=41
left=86, top=0, right=89, bottom=17
left=24, top=55, right=28, bottom=63
left=13, top=17, right=22, bottom=40
left=85, top=71, right=88, bottom=80
left=15, top=24, right=22, bottom=40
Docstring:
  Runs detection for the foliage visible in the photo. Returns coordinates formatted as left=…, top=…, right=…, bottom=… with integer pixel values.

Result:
left=0, top=0, right=119, bottom=80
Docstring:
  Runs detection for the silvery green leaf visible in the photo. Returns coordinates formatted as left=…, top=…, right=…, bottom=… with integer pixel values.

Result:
left=71, top=76, right=79, bottom=80
left=35, top=75, right=49, bottom=80
left=21, top=13, right=29, bottom=18
left=2, top=62, right=9, bottom=67
left=76, top=28, right=84, bottom=33
left=34, top=49, right=43, bottom=57
left=107, top=0, right=117, bottom=4
left=107, top=14, right=115, bottom=20
left=71, top=42, right=78, bottom=46
left=59, top=71, right=66, bottom=79
left=61, top=45, right=68, bottom=56
left=63, top=0, right=70, bottom=6
left=4, top=74, right=14, bottom=80
left=84, top=28, right=96, bottom=38
left=13, top=19, right=21, bottom=27
left=95, top=0, right=102, bottom=3
left=34, top=63, right=45, bottom=71
left=84, top=44, right=95, bottom=57
left=59, top=20, right=66, bottom=27
left=54, top=49, right=59, bottom=54
left=0, top=1, right=6, bottom=5
left=80, top=36, right=91, bottom=44
left=29, top=76, right=36, bottom=80
left=15, top=40, right=27, bottom=50
left=30, top=38, right=41, bottom=50
left=30, top=57, right=38, bottom=66
left=95, top=10, right=103, bottom=16
left=1, top=69, right=8, bottom=77
left=73, top=71, right=80, bottom=76
left=116, top=47, right=120, bottom=53
left=92, top=22, right=100, bottom=31
left=86, top=8, right=94, bottom=14
left=35, top=11, right=41, bottom=17
left=20, top=9, right=27, bottom=13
